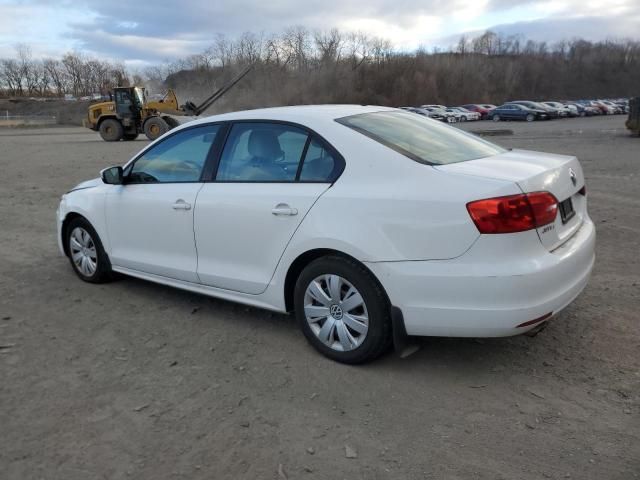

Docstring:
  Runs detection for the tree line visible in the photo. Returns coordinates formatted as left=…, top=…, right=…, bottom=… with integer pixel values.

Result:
left=1, top=29, right=639, bottom=108
left=0, top=44, right=128, bottom=97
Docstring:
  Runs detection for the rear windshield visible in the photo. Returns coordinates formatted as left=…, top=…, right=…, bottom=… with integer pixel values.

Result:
left=336, top=111, right=505, bottom=165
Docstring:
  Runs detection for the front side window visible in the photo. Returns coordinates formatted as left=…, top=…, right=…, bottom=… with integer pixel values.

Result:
left=128, top=125, right=219, bottom=183
left=216, top=123, right=308, bottom=182
left=336, top=111, right=505, bottom=165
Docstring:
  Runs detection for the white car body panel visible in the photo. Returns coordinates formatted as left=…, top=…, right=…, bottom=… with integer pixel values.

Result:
left=104, top=183, right=203, bottom=282
left=436, top=149, right=587, bottom=250
left=57, top=105, right=595, bottom=340
left=194, top=182, right=329, bottom=294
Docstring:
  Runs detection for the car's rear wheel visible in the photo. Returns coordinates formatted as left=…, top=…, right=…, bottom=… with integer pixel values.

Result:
left=294, top=255, right=392, bottom=364
left=492, top=115, right=501, bottom=122
left=66, top=217, right=112, bottom=283
left=526, top=113, right=535, bottom=122
left=459, top=116, right=466, bottom=122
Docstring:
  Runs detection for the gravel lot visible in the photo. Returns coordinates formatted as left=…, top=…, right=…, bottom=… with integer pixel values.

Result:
left=1, top=115, right=638, bottom=479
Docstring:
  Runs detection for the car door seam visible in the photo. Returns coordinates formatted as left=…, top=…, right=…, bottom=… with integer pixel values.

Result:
left=193, top=182, right=208, bottom=284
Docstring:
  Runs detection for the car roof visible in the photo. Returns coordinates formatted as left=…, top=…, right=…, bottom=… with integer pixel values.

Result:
left=184, top=104, right=397, bottom=129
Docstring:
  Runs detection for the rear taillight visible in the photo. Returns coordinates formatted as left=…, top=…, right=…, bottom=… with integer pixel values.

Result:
left=466, top=192, right=558, bottom=234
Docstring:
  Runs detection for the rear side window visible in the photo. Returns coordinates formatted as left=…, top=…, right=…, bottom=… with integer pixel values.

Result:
left=216, top=123, right=308, bottom=182
left=299, top=138, right=338, bottom=182
left=336, top=111, right=505, bottom=165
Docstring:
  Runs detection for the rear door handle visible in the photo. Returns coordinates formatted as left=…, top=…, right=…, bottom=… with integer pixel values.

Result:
left=172, top=199, right=191, bottom=210
left=272, top=203, right=298, bottom=216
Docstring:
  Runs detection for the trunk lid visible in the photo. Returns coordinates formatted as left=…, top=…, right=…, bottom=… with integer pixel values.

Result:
left=436, top=149, right=587, bottom=251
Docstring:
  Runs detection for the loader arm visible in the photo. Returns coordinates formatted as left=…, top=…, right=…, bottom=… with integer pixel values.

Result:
left=188, top=65, right=253, bottom=116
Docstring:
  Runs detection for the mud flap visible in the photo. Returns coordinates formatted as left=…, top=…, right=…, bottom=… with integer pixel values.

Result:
left=391, top=306, right=420, bottom=358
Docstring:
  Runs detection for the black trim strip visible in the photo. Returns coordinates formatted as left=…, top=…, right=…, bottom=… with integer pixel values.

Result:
left=295, top=135, right=312, bottom=181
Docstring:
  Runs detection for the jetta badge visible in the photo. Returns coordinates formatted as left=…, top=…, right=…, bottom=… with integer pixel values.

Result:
left=569, top=167, right=577, bottom=187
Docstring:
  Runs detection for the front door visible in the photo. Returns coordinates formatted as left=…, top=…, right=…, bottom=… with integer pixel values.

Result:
left=105, top=124, right=221, bottom=282
left=194, top=122, right=342, bottom=294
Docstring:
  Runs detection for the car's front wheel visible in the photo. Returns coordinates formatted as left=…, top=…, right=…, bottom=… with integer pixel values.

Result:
left=492, top=114, right=501, bottom=122
left=66, top=217, right=113, bottom=283
left=294, top=255, right=392, bottom=364
left=526, top=113, right=535, bottom=122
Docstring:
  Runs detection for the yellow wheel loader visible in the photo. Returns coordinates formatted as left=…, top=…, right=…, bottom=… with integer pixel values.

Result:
left=84, top=66, right=251, bottom=142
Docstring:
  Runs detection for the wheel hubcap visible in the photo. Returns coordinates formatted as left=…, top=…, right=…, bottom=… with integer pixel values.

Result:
left=304, top=274, right=369, bottom=352
left=69, top=227, right=97, bottom=277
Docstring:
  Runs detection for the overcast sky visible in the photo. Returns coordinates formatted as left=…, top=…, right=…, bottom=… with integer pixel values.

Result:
left=1, top=0, right=638, bottom=67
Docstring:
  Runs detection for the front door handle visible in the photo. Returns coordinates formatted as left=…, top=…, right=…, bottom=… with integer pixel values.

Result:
left=172, top=199, right=191, bottom=210
left=272, top=203, right=298, bottom=216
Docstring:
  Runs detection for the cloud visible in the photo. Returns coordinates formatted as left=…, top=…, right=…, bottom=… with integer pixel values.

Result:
left=0, top=0, right=639, bottom=64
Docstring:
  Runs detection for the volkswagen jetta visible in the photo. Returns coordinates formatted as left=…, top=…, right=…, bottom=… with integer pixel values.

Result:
left=57, top=105, right=595, bottom=363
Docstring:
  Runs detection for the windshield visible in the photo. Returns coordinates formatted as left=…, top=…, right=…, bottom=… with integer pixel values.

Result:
left=133, top=87, right=145, bottom=106
left=336, top=111, right=506, bottom=165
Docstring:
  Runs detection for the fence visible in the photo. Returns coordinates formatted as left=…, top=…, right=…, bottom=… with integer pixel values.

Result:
left=0, top=112, right=58, bottom=127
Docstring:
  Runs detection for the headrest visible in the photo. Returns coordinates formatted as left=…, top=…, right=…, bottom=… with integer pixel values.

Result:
left=248, top=130, right=282, bottom=159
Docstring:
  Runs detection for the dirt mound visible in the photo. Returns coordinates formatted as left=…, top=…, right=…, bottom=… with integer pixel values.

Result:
left=0, top=98, right=91, bottom=126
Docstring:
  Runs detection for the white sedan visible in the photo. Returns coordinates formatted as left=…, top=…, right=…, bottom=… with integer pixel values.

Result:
left=57, top=105, right=595, bottom=363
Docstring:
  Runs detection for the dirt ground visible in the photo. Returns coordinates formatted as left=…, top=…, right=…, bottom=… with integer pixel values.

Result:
left=1, top=115, right=638, bottom=480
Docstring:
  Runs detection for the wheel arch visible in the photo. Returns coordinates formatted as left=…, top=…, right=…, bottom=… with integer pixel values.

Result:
left=283, top=247, right=412, bottom=356
left=283, top=248, right=391, bottom=313
left=60, top=212, right=87, bottom=257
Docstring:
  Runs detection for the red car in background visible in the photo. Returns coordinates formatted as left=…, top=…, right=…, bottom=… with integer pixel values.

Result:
left=461, top=104, right=497, bottom=120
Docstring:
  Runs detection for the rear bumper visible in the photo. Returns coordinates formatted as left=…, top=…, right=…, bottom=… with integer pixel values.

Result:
left=366, top=217, right=595, bottom=337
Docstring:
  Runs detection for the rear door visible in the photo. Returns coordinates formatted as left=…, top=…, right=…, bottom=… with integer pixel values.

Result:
left=194, top=122, right=343, bottom=294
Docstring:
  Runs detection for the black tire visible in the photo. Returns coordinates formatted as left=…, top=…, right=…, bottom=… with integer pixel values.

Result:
left=492, top=114, right=501, bottom=122
left=294, top=255, right=392, bottom=364
left=99, top=119, right=124, bottom=142
left=143, top=117, right=169, bottom=141
left=123, top=133, right=139, bottom=141
left=526, top=113, right=535, bottom=122
left=65, top=217, right=113, bottom=284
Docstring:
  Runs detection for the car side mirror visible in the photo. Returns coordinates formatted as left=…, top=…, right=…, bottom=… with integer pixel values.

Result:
left=101, top=166, right=123, bottom=185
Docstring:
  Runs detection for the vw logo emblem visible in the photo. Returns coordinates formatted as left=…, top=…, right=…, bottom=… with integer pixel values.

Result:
left=569, top=167, right=577, bottom=187
left=330, top=304, right=344, bottom=320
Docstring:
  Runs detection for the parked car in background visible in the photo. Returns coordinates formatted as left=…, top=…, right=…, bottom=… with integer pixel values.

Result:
left=590, top=101, right=615, bottom=115
left=565, top=103, right=588, bottom=117
left=613, top=99, right=629, bottom=113
left=599, top=100, right=624, bottom=114
left=400, top=107, right=446, bottom=122
left=508, top=101, right=559, bottom=119
left=447, top=107, right=481, bottom=121
left=420, top=106, right=457, bottom=123
left=488, top=103, right=548, bottom=122
left=543, top=102, right=574, bottom=117
left=57, top=105, right=595, bottom=363
left=575, top=101, right=603, bottom=115
left=399, top=107, right=427, bottom=115
left=421, top=104, right=448, bottom=110
left=461, top=104, right=494, bottom=119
